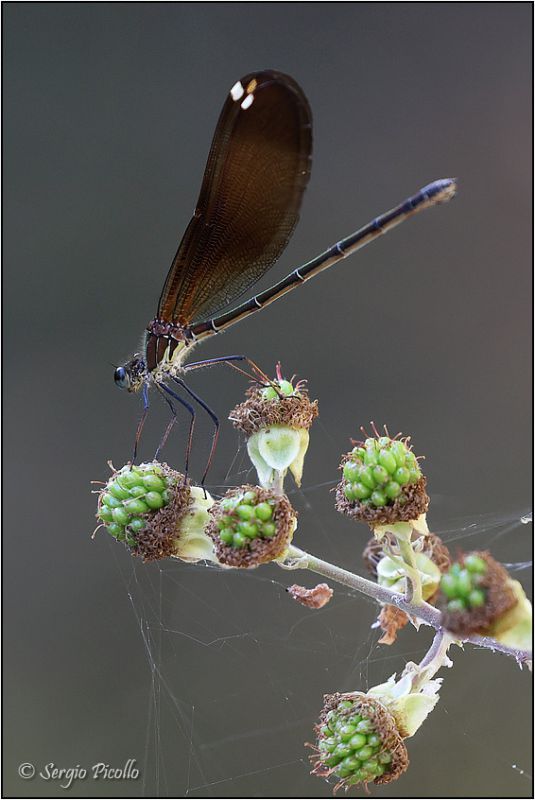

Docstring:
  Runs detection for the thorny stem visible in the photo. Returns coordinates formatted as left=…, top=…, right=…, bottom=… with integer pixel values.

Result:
left=283, top=545, right=532, bottom=665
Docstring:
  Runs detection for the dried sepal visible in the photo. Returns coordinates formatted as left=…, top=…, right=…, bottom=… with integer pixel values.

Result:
left=287, top=583, right=333, bottom=609
left=377, top=604, right=410, bottom=645
left=336, top=475, right=429, bottom=527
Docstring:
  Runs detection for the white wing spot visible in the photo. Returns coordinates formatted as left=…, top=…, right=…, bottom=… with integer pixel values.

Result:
left=230, top=81, right=244, bottom=101
left=241, top=94, right=254, bottom=111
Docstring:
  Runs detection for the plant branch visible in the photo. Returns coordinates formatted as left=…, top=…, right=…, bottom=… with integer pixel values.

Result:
left=282, top=545, right=532, bottom=665
left=395, top=535, right=423, bottom=605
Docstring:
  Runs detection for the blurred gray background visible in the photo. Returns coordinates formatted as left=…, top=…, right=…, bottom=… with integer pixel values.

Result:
left=3, top=3, right=532, bottom=798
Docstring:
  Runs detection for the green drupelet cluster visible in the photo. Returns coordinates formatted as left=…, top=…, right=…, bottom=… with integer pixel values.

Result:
left=97, top=464, right=170, bottom=546
left=343, top=437, right=421, bottom=508
left=440, top=554, right=488, bottom=612
left=261, top=377, right=300, bottom=400
left=318, top=699, right=393, bottom=785
left=216, top=490, right=277, bottom=548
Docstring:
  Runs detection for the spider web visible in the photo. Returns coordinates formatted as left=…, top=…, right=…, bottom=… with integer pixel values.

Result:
left=108, top=427, right=532, bottom=798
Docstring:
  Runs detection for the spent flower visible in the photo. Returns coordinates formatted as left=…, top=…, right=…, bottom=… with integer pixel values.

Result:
left=229, top=364, right=318, bottom=488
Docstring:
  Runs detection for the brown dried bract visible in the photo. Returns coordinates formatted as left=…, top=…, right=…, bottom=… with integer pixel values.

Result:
left=287, top=583, right=333, bottom=609
left=377, top=604, right=410, bottom=645
left=439, top=551, right=518, bottom=636
left=229, top=384, right=318, bottom=436
left=336, top=474, right=429, bottom=526
left=206, top=485, right=296, bottom=568
left=311, top=692, right=409, bottom=789
left=129, top=465, right=192, bottom=563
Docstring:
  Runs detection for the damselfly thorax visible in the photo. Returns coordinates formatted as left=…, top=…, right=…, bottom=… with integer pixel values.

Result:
left=112, top=69, right=456, bottom=480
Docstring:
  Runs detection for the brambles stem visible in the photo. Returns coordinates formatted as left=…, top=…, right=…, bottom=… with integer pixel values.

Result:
left=283, top=545, right=532, bottom=665
left=395, top=534, right=424, bottom=605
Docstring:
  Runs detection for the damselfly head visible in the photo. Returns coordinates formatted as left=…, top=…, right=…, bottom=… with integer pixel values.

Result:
left=114, top=356, right=146, bottom=393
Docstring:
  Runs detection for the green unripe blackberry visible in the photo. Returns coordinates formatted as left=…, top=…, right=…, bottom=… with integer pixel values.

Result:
left=336, top=431, right=429, bottom=525
left=261, top=375, right=300, bottom=401
left=439, top=550, right=518, bottom=636
left=95, top=462, right=216, bottom=563
left=97, top=463, right=172, bottom=545
left=440, top=555, right=488, bottom=611
left=207, top=485, right=297, bottom=568
left=311, top=692, right=408, bottom=788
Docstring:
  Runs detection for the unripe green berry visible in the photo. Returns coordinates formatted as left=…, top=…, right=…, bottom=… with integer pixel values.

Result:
left=355, top=745, right=373, bottom=761
left=440, top=573, right=458, bottom=599
left=98, top=507, right=114, bottom=523
left=468, top=588, right=486, bottom=607
left=124, top=498, right=149, bottom=515
left=354, top=482, right=371, bottom=500
left=358, top=466, right=376, bottom=490
left=261, top=385, right=278, bottom=400
left=261, top=522, right=276, bottom=538
left=102, top=493, right=121, bottom=509
left=107, top=522, right=125, bottom=539
left=129, top=485, right=147, bottom=498
left=394, top=466, right=410, bottom=485
left=144, top=491, right=165, bottom=510
left=255, top=502, right=273, bottom=521
left=344, top=484, right=356, bottom=501
left=355, top=718, right=373, bottom=734
left=372, top=465, right=389, bottom=485
left=232, top=532, right=247, bottom=548
left=334, top=743, right=352, bottom=759
left=108, top=482, right=130, bottom=500
left=128, top=518, right=146, bottom=533
left=112, top=507, right=130, bottom=526
left=118, top=471, right=143, bottom=488
left=219, top=529, right=234, bottom=545
left=456, top=569, right=473, bottom=597
left=343, top=461, right=360, bottom=482
left=238, top=521, right=258, bottom=539
left=236, top=504, right=255, bottom=521
left=338, top=723, right=357, bottom=741
left=349, top=733, right=367, bottom=750
left=279, top=379, right=294, bottom=396
left=371, top=490, right=386, bottom=507
left=385, top=481, right=401, bottom=499
left=378, top=449, right=397, bottom=474
left=141, top=473, right=165, bottom=492
left=464, top=554, right=487, bottom=574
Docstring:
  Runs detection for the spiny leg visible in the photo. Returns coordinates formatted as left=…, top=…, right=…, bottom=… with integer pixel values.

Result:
left=155, top=382, right=196, bottom=479
left=153, top=384, right=178, bottom=461
left=171, top=376, right=220, bottom=487
left=183, top=354, right=272, bottom=387
left=133, top=382, right=150, bottom=462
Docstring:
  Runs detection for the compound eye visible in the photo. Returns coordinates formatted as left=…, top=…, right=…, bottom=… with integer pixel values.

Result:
left=114, top=366, right=130, bottom=389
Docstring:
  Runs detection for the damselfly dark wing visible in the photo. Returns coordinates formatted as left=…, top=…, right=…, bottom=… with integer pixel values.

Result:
left=157, top=70, right=312, bottom=327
